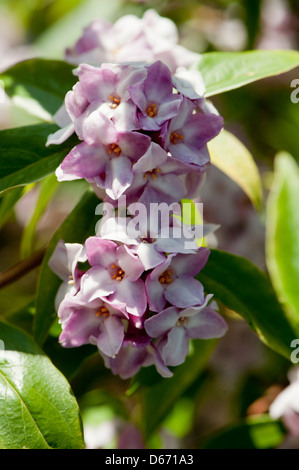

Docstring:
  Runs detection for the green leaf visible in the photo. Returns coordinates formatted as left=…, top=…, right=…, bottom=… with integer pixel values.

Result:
left=20, top=174, right=59, bottom=259
left=141, top=339, right=216, bottom=438
left=196, top=249, right=298, bottom=360
left=0, top=59, right=77, bottom=120
left=0, top=320, right=84, bottom=449
left=202, top=415, right=285, bottom=449
left=266, top=152, right=299, bottom=328
left=0, top=186, right=25, bottom=229
left=34, top=190, right=100, bottom=345
left=208, top=130, right=263, bottom=210
left=0, top=124, right=78, bottom=194
left=194, top=50, right=299, bottom=97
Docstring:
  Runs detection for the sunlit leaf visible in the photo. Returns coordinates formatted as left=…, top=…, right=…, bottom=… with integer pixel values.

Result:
left=208, top=130, right=263, bottom=209
left=0, top=59, right=76, bottom=120
left=0, top=320, right=84, bottom=449
left=194, top=50, right=299, bottom=97
left=266, top=152, right=299, bottom=328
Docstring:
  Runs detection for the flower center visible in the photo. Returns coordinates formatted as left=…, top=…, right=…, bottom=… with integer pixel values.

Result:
left=111, top=264, right=125, bottom=281
left=146, top=103, right=157, bottom=118
left=96, top=306, right=110, bottom=317
left=176, top=316, right=187, bottom=327
left=170, top=131, right=184, bottom=144
left=68, top=275, right=75, bottom=285
left=159, top=269, right=172, bottom=284
left=107, top=143, right=122, bottom=157
left=109, top=95, right=121, bottom=109
left=143, top=168, right=160, bottom=180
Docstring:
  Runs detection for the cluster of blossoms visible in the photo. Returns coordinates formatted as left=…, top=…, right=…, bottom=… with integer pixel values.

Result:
left=64, top=9, right=200, bottom=73
left=48, top=10, right=228, bottom=379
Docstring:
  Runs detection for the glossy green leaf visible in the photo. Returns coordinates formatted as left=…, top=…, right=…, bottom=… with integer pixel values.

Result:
left=0, top=59, right=77, bottom=120
left=34, top=190, right=100, bottom=345
left=194, top=50, right=299, bottom=97
left=141, top=339, right=216, bottom=437
left=208, top=130, right=262, bottom=209
left=0, top=320, right=84, bottom=449
left=196, top=249, right=298, bottom=359
left=202, top=415, right=285, bottom=449
left=0, top=124, right=78, bottom=194
left=266, top=152, right=299, bottom=328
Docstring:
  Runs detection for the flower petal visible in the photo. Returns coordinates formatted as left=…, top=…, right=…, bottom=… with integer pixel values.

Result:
left=162, top=326, right=189, bottom=366
left=93, top=315, right=125, bottom=357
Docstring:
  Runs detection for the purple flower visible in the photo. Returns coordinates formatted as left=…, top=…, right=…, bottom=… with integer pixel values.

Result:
left=48, top=240, right=86, bottom=308
left=128, top=61, right=182, bottom=131
left=122, top=142, right=196, bottom=207
left=101, top=342, right=173, bottom=379
left=145, top=248, right=210, bottom=312
left=145, top=301, right=228, bottom=366
left=46, top=81, right=90, bottom=146
left=74, top=63, right=146, bottom=132
left=57, top=296, right=125, bottom=358
left=98, top=203, right=199, bottom=271
left=65, top=10, right=200, bottom=73
left=80, top=237, right=147, bottom=318
left=56, top=125, right=151, bottom=199
left=161, top=97, right=224, bottom=166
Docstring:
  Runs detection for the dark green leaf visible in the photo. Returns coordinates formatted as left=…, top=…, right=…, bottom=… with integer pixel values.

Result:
left=141, top=339, right=216, bottom=437
left=0, top=186, right=25, bottom=229
left=34, top=190, right=100, bottom=345
left=194, top=50, right=299, bottom=97
left=0, top=124, right=78, bottom=193
left=197, top=249, right=297, bottom=359
left=202, top=415, right=285, bottom=449
left=0, top=320, right=84, bottom=449
left=0, top=59, right=77, bottom=119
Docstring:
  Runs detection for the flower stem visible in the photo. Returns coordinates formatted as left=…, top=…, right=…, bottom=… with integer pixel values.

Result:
left=0, top=248, right=46, bottom=290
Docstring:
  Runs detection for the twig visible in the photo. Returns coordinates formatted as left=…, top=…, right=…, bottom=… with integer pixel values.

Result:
left=0, top=248, right=46, bottom=290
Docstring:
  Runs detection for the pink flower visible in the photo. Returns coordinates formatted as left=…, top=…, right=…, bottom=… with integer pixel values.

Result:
left=80, top=237, right=147, bottom=318
left=128, top=61, right=182, bottom=130
left=65, top=9, right=200, bottom=73
left=161, top=97, right=224, bottom=167
left=145, top=248, right=210, bottom=312
left=145, top=301, right=228, bottom=366
left=57, top=296, right=126, bottom=358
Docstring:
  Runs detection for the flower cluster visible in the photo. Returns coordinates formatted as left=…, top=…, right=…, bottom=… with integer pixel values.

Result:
left=65, top=9, right=200, bottom=73
left=47, top=60, right=223, bottom=206
left=48, top=10, right=228, bottom=379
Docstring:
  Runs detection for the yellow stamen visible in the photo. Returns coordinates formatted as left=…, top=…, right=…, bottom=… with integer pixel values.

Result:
left=176, top=316, right=186, bottom=327
left=143, top=168, right=160, bottom=180
left=107, top=143, right=122, bottom=157
left=111, top=267, right=125, bottom=281
left=159, top=269, right=172, bottom=285
left=170, top=131, right=184, bottom=144
left=146, top=103, right=157, bottom=118
left=109, top=95, right=121, bottom=109
left=96, top=306, right=110, bottom=317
